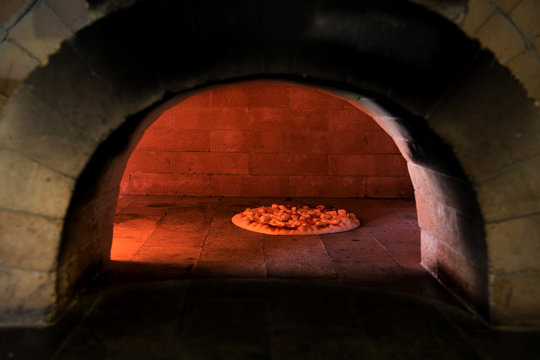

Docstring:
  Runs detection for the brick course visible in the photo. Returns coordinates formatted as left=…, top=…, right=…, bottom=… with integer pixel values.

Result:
left=120, top=81, right=412, bottom=198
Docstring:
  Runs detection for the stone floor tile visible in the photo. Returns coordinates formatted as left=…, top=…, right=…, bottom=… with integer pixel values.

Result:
left=145, top=224, right=208, bottom=247
left=131, top=245, right=201, bottom=266
left=112, top=215, right=161, bottom=239
left=121, top=203, right=170, bottom=217
left=264, top=235, right=338, bottom=279
left=322, top=230, right=396, bottom=264
left=109, top=235, right=145, bottom=261
left=368, top=227, right=422, bottom=267
left=199, top=246, right=265, bottom=262
left=359, top=208, right=417, bottom=229
left=160, top=206, right=215, bottom=226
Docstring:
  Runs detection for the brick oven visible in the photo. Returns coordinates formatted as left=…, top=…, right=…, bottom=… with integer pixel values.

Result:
left=1, top=0, right=539, bottom=333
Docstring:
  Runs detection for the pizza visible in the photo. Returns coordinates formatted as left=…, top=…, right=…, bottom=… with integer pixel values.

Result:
left=231, top=204, right=360, bottom=235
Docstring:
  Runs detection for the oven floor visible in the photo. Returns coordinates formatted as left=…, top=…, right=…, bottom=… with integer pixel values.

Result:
left=108, top=195, right=436, bottom=295
left=2, top=196, right=539, bottom=359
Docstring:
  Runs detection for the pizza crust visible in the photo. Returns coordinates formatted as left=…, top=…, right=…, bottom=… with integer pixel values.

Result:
left=231, top=204, right=360, bottom=235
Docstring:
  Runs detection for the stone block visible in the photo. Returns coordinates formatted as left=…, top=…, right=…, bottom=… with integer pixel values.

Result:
left=171, top=152, right=249, bottom=175
left=0, top=86, right=97, bottom=177
left=0, top=93, right=6, bottom=110
left=210, top=175, right=289, bottom=197
left=415, top=192, right=458, bottom=251
left=511, top=0, right=540, bottom=37
left=423, top=225, right=488, bottom=314
left=414, top=167, right=485, bottom=264
left=426, top=50, right=540, bottom=182
left=0, top=147, right=74, bottom=218
left=366, top=176, right=414, bottom=198
left=68, top=18, right=164, bottom=117
left=288, top=175, right=366, bottom=197
left=125, top=150, right=170, bottom=174
left=477, top=155, right=540, bottom=222
left=210, top=130, right=251, bottom=152
left=461, top=0, right=495, bottom=35
left=408, top=163, right=481, bottom=220
left=328, top=154, right=408, bottom=176
left=329, top=108, right=380, bottom=132
left=368, top=114, right=410, bottom=142
left=435, top=238, right=488, bottom=313
left=0, top=267, right=55, bottom=325
left=138, top=128, right=210, bottom=152
left=92, top=153, right=129, bottom=199
left=328, top=132, right=370, bottom=154
left=290, top=86, right=349, bottom=109
left=119, top=173, right=130, bottom=195
left=454, top=212, right=487, bottom=268
left=250, top=108, right=298, bottom=131
left=174, top=108, right=250, bottom=130
left=535, top=37, right=540, bottom=51
left=0, top=0, right=27, bottom=26
left=250, top=153, right=327, bottom=176
left=47, top=0, right=90, bottom=31
left=9, top=2, right=72, bottom=61
left=56, top=243, right=98, bottom=310
left=507, top=50, right=540, bottom=100
left=0, top=209, right=62, bottom=271
left=364, top=131, right=400, bottom=154
left=130, top=173, right=210, bottom=196
left=175, top=91, right=212, bottom=108
left=59, top=190, right=118, bottom=273
left=249, top=131, right=289, bottom=153
left=131, top=245, right=202, bottom=265
left=296, top=110, right=330, bottom=131
left=407, top=162, right=426, bottom=193
left=420, top=229, right=438, bottom=274
left=493, top=0, right=523, bottom=12
left=490, top=273, right=540, bottom=327
left=0, top=40, right=39, bottom=96
left=212, top=81, right=290, bottom=108
left=23, top=42, right=126, bottom=142
left=476, top=13, right=525, bottom=64
left=288, top=131, right=329, bottom=154
left=392, top=138, right=414, bottom=163
left=487, top=214, right=540, bottom=273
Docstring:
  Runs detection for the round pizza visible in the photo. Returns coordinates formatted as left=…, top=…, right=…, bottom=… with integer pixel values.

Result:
left=232, top=204, right=360, bottom=235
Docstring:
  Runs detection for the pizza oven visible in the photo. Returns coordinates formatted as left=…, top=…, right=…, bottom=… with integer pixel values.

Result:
left=108, top=80, right=419, bottom=282
left=2, top=0, right=539, bottom=332
left=103, top=79, right=486, bottom=318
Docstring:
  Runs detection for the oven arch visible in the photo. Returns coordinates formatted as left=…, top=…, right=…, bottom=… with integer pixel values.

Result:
left=0, top=0, right=538, bottom=328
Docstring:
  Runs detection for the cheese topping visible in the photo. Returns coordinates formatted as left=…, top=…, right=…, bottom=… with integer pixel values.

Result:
left=238, top=204, right=358, bottom=233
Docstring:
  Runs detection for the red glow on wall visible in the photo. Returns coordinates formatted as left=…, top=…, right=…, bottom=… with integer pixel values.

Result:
left=120, top=81, right=412, bottom=198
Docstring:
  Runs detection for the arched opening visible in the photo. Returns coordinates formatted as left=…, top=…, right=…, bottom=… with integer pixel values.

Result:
left=108, top=80, right=418, bottom=282
left=1, top=0, right=538, bottom=330
left=61, top=77, right=485, bottom=322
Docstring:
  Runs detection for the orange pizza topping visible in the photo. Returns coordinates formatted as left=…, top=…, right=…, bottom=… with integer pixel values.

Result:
left=237, top=204, right=358, bottom=233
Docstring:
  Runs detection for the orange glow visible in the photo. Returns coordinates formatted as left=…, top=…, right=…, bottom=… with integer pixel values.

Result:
left=110, top=195, right=421, bottom=281
left=119, top=81, right=412, bottom=199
